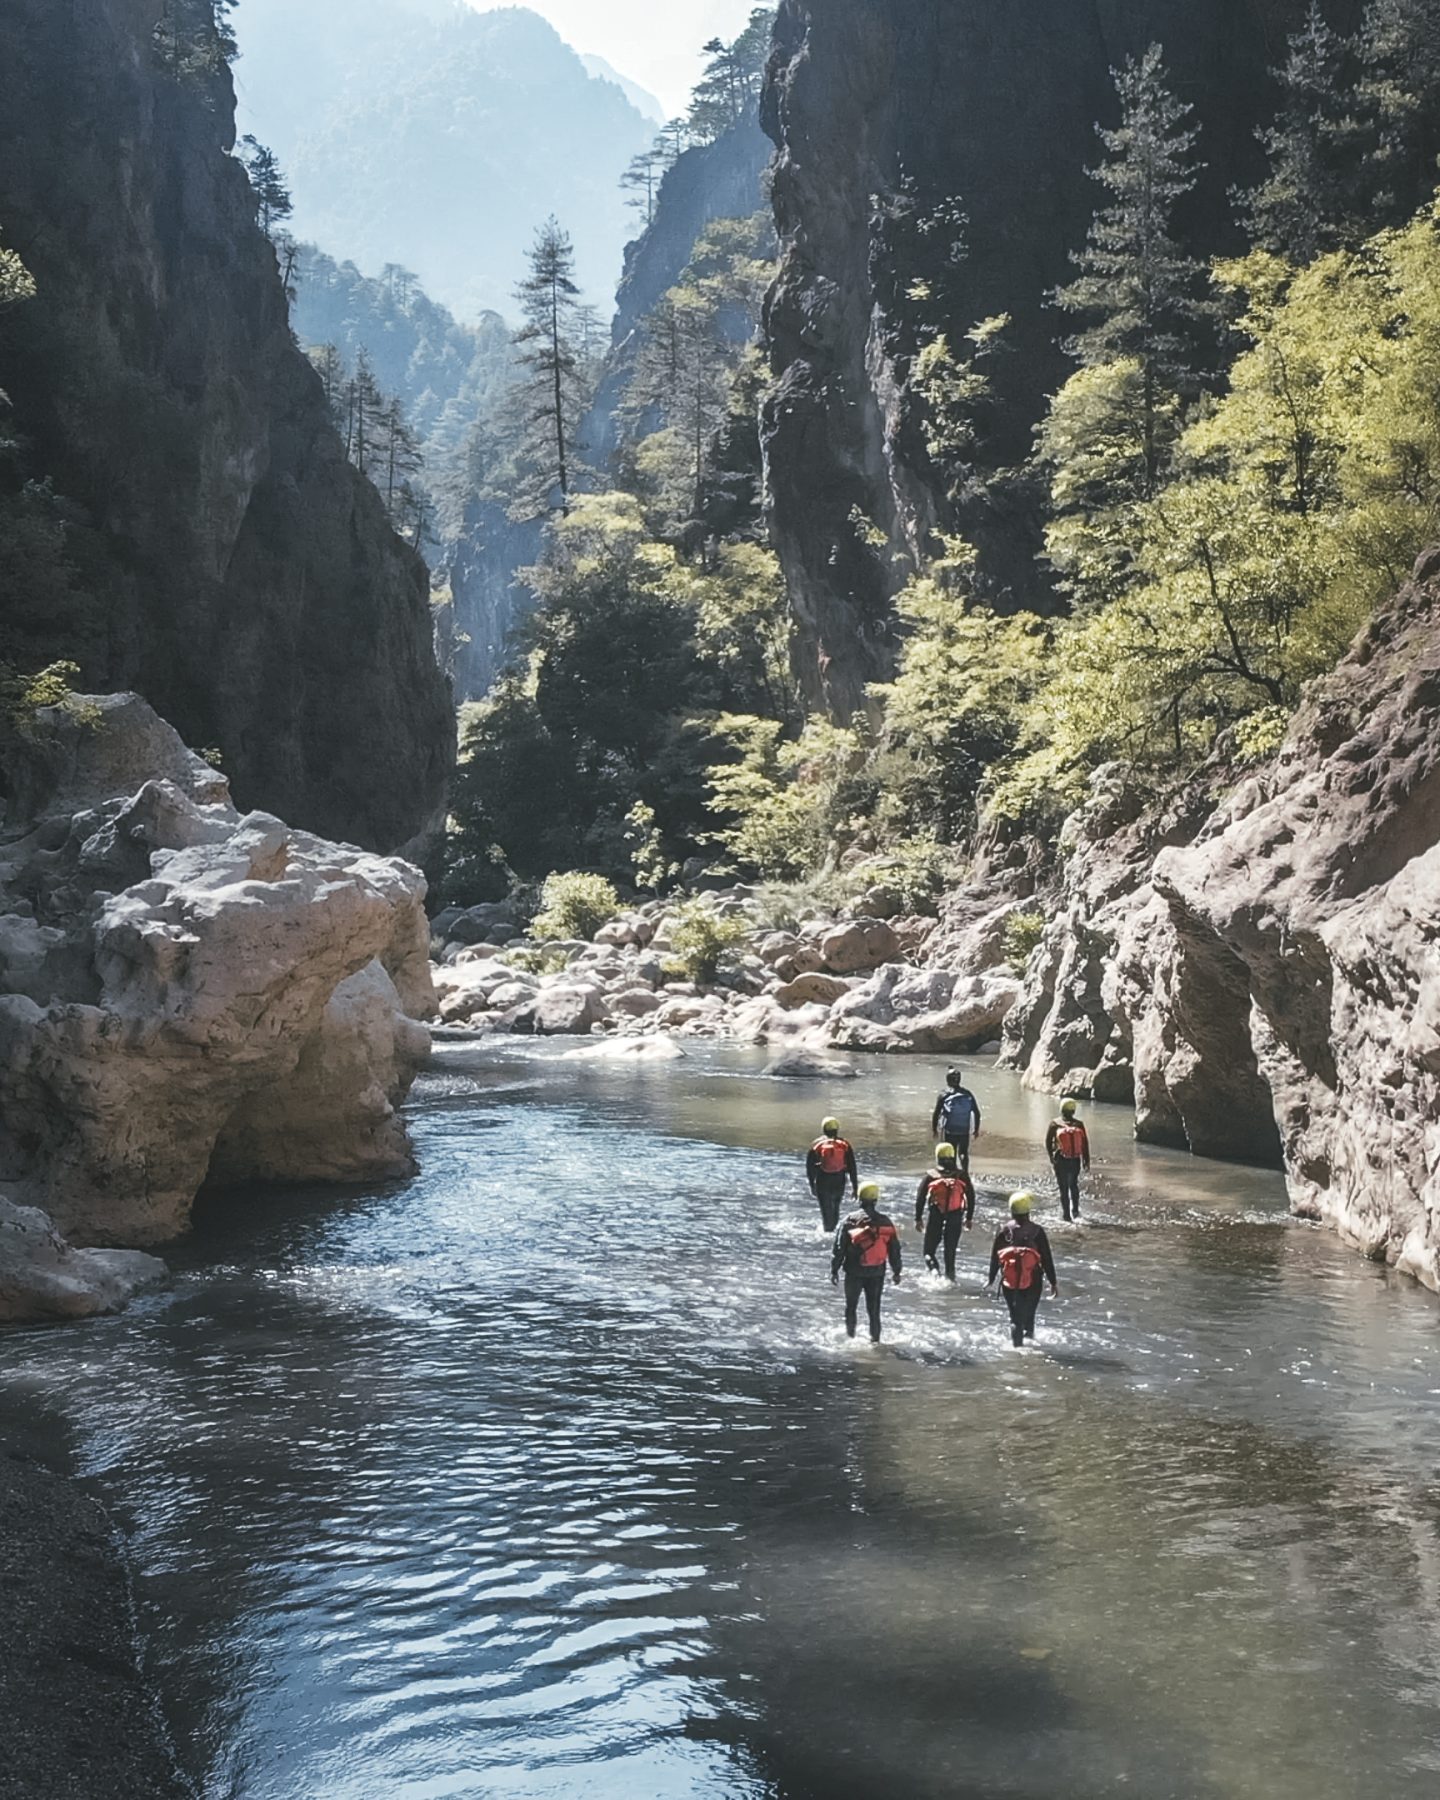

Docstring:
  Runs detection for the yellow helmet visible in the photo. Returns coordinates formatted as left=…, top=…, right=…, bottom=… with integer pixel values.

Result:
left=1060, top=1098, right=1078, bottom=1116
left=822, top=1117, right=841, bottom=1135
left=935, top=1143, right=957, bottom=1162
left=1009, top=1190, right=1035, bottom=1216
left=858, top=1182, right=881, bottom=1203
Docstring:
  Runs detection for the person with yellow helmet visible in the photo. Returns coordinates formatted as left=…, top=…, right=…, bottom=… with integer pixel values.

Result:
left=831, top=1182, right=903, bottom=1342
left=913, top=1142, right=975, bottom=1280
left=987, top=1191, right=1059, bottom=1347
left=1045, top=1097, right=1091, bottom=1221
left=806, top=1116, right=859, bottom=1232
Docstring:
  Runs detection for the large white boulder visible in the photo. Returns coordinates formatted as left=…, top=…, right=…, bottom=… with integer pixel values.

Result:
left=0, top=695, right=434, bottom=1246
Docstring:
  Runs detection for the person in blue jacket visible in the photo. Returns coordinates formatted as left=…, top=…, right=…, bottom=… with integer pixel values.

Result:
left=931, top=1067, right=982, bottom=1172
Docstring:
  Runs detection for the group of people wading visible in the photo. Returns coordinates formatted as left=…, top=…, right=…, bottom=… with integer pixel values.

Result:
left=806, top=1068, right=1093, bottom=1349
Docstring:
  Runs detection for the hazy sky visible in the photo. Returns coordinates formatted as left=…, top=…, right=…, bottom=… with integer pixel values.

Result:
left=465, top=1, right=758, bottom=116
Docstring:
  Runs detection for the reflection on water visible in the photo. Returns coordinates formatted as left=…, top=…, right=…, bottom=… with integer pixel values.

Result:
left=3, top=1044, right=1440, bottom=1799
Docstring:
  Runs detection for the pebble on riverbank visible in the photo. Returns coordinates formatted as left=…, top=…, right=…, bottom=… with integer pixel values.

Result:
left=0, top=1449, right=188, bottom=1800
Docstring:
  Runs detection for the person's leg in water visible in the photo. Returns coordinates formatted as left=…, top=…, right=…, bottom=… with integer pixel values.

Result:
left=816, top=1173, right=845, bottom=1233
left=1055, top=1158, right=1080, bottom=1221
left=923, top=1208, right=945, bottom=1273
left=862, top=1273, right=885, bottom=1342
left=1003, top=1285, right=1026, bottom=1347
left=946, top=1131, right=971, bottom=1175
left=843, top=1273, right=863, bottom=1338
left=1016, top=1282, right=1043, bottom=1341
left=942, top=1210, right=965, bottom=1280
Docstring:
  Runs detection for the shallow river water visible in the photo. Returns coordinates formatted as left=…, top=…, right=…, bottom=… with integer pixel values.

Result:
left=4, top=1044, right=1440, bottom=1800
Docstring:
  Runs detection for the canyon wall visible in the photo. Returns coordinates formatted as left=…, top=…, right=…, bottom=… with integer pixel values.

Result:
left=1004, top=549, right=1440, bottom=1290
left=0, top=0, right=454, bottom=853
left=761, top=0, right=1358, bottom=716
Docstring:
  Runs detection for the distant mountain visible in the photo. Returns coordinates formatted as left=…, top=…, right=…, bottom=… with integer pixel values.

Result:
left=580, top=54, right=666, bottom=124
left=233, top=1, right=656, bottom=317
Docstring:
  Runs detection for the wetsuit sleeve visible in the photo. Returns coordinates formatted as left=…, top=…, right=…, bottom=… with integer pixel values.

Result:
left=844, top=1145, right=859, bottom=1191
left=806, top=1147, right=820, bottom=1190
left=971, top=1095, right=981, bottom=1135
left=1036, top=1228, right=1058, bottom=1287
left=1080, top=1125, right=1091, bottom=1168
left=964, top=1175, right=976, bottom=1228
left=1044, top=1121, right=1058, bottom=1159
left=988, top=1231, right=1003, bottom=1285
left=831, top=1221, right=848, bottom=1279
left=887, top=1223, right=902, bottom=1278
left=931, top=1094, right=944, bottom=1134
left=915, top=1174, right=930, bottom=1228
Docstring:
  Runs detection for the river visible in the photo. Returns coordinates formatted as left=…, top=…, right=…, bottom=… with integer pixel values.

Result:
left=2, top=1043, right=1439, bottom=1800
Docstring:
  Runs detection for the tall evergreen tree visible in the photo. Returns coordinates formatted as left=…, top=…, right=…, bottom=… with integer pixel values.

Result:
left=1242, top=4, right=1363, bottom=260
left=622, top=149, right=666, bottom=228
left=687, top=11, right=773, bottom=142
left=1056, top=44, right=1212, bottom=491
left=511, top=218, right=588, bottom=513
left=239, top=137, right=294, bottom=238
left=1355, top=0, right=1440, bottom=224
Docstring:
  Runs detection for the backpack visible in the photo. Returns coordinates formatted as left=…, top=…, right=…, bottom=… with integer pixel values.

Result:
left=1055, top=1123, right=1085, bottom=1160
left=927, top=1175, right=970, bottom=1215
left=846, top=1217, right=894, bottom=1269
left=940, top=1089, right=977, bottom=1134
left=998, top=1243, right=1044, bottom=1290
left=814, top=1137, right=851, bottom=1174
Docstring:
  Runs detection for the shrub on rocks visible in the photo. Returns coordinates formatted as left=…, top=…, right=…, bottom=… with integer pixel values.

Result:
left=532, top=872, right=622, bottom=943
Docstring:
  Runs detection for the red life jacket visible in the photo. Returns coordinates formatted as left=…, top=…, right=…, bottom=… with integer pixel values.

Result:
left=998, top=1243, right=1044, bottom=1290
left=813, top=1137, right=851, bottom=1174
left=1055, top=1122, right=1086, bottom=1159
left=926, top=1174, right=971, bottom=1215
left=847, top=1218, right=896, bottom=1269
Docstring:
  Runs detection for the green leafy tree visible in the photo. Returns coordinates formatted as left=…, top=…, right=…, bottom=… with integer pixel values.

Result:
left=154, top=0, right=237, bottom=75
left=1241, top=3, right=1364, bottom=260
left=1055, top=45, right=1213, bottom=494
left=0, top=223, right=35, bottom=312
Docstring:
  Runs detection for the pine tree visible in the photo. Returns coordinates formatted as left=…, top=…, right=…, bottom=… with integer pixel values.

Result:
left=511, top=218, right=588, bottom=513
left=154, top=0, right=237, bottom=75
left=622, top=149, right=666, bottom=228
left=1355, top=0, right=1440, bottom=224
left=240, top=137, right=294, bottom=238
left=1242, top=4, right=1363, bottom=260
left=347, top=349, right=385, bottom=477
left=1056, top=44, right=1212, bottom=492
left=0, top=222, right=35, bottom=311
left=687, top=12, right=773, bottom=143
left=308, top=344, right=347, bottom=427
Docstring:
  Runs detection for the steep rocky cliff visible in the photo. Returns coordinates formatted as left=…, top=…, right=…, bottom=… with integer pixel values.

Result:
left=1004, top=547, right=1440, bottom=1290
left=761, top=0, right=1358, bottom=716
left=0, top=0, right=453, bottom=853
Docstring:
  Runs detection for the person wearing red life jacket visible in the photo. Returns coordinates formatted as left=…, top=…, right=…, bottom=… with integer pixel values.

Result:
left=806, top=1116, right=859, bottom=1232
left=831, top=1182, right=903, bottom=1342
left=1045, top=1097, right=1091, bottom=1222
left=913, top=1142, right=975, bottom=1281
left=987, top=1191, right=1059, bottom=1347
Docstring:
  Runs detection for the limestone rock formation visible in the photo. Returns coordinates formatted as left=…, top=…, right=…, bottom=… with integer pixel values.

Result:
left=0, top=1198, right=168, bottom=1324
left=762, top=0, right=1355, bottom=715
left=828, top=964, right=1020, bottom=1055
left=1152, top=557, right=1440, bottom=1286
left=0, top=695, right=433, bottom=1247
left=0, top=0, right=454, bottom=852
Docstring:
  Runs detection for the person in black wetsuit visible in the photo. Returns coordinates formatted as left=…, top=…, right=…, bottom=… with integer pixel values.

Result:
left=831, top=1183, right=903, bottom=1342
left=806, top=1117, right=859, bottom=1232
left=1045, top=1097, right=1091, bottom=1222
left=930, top=1067, right=981, bottom=1173
left=913, top=1143, right=975, bottom=1281
left=987, top=1191, right=1059, bottom=1347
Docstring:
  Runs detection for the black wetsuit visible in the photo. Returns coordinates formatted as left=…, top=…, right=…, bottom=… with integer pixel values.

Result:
left=831, top=1207, right=903, bottom=1341
left=807, top=1138, right=859, bottom=1232
left=931, top=1087, right=981, bottom=1172
left=1045, top=1119, right=1091, bottom=1221
left=914, top=1168, right=976, bottom=1280
left=988, top=1220, right=1058, bottom=1346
